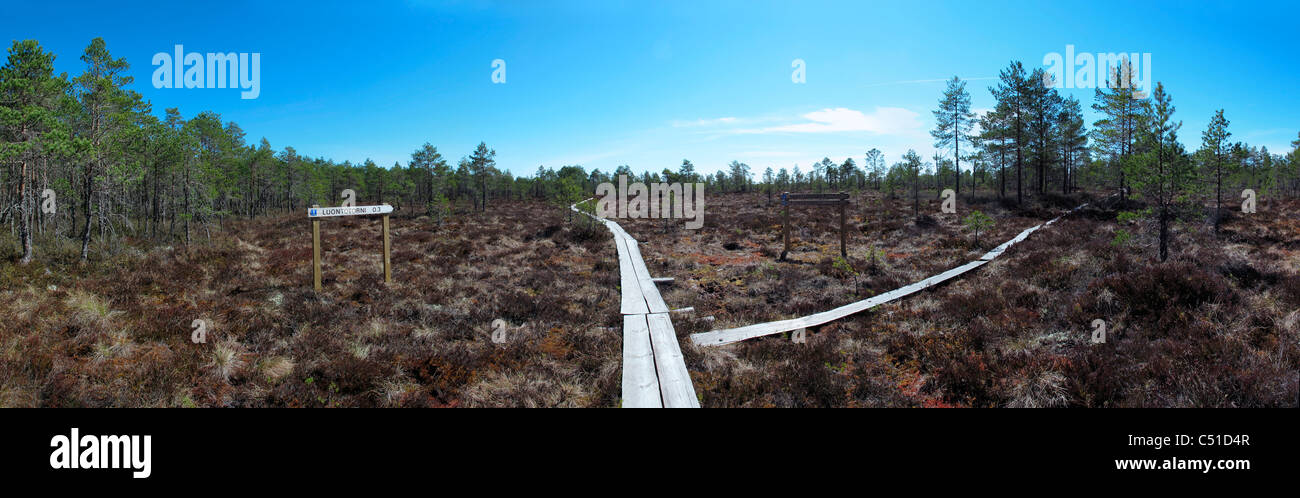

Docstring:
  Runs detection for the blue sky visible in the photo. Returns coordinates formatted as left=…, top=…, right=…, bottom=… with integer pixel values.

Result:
left=5, top=0, right=1298, bottom=177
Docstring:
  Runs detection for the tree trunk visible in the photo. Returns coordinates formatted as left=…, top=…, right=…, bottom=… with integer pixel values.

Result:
left=80, top=165, right=93, bottom=261
left=954, top=110, right=961, bottom=198
left=1159, top=206, right=1169, bottom=262
left=1015, top=116, right=1023, bottom=206
left=999, top=142, right=1006, bottom=200
left=913, top=170, right=920, bottom=220
left=1215, top=157, right=1222, bottom=232
left=18, top=159, right=33, bottom=264
left=184, top=163, right=191, bottom=245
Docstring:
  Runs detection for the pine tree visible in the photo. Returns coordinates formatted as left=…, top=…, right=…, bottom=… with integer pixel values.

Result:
left=978, top=108, right=1010, bottom=201
left=72, top=38, right=144, bottom=260
left=0, top=40, right=72, bottom=263
left=864, top=148, right=884, bottom=190
left=1290, top=132, right=1300, bottom=197
left=1057, top=96, right=1088, bottom=195
left=1091, top=58, right=1149, bottom=202
left=903, top=149, right=923, bottom=220
left=1025, top=68, right=1062, bottom=196
left=762, top=167, right=774, bottom=203
left=1200, top=109, right=1231, bottom=231
left=468, top=142, right=495, bottom=211
left=992, top=62, right=1029, bottom=206
left=932, top=76, right=974, bottom=198
left=409, top=143, right=446, bottom=215
left=677, top=159, right=696, bottom=183
left=1125, top=82, right=1193, bottom=261
left=728, top=160, right=751, bottom=193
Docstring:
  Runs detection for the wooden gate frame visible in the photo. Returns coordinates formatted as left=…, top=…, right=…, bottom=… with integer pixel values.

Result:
left=310, top=204, right=392, bottom=291
left=780, top=192, right=849, bottom=260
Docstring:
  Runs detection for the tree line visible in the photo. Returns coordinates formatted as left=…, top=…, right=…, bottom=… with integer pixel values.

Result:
left=4, top=40, right=1298, bottom=265
left=0, top=39, right=592, bottom=264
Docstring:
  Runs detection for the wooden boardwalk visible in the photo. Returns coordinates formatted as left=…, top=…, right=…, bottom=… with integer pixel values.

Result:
left=571, top=201, right=699, bottom=408
left=689, top=202, right=1091, bottom=347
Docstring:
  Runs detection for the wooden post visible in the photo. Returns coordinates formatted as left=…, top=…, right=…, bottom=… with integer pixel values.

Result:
left=311, top=204, right=322, bottom=291
left=381, top=213, right=391, bottom=283
left=839, top=192, right=847, bottom=259
left=780, top=192, right=790, bottom=260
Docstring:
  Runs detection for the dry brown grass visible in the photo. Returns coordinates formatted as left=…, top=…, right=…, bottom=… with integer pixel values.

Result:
left=3, top=191, right=1296, bottom=408
left=623, top=191, right=1300, bottom=407
left=0, top=201, right=621, bottom=407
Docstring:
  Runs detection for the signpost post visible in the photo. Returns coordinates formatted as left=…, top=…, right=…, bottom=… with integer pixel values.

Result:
left=308, top=203, right=394, bottom=291
left=312, top=205, right=322, bottom=290
left=382, top=213, right=391, bottom=282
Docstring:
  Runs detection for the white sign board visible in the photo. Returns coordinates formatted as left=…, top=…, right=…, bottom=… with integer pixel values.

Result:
left=308, top=205, right=393, bottom=218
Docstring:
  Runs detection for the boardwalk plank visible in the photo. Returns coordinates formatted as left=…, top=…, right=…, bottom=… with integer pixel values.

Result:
left=690, top=201, right=1098, bottom=347
left=622, top=314, right=662, bottom=408
left=646, top=313, right=699, bottom=408
left=688, top=260, right=989, bottom=346
left=692, top=221, right=1081, bottom=344
left=570, top=199, right=697, bottom=408
left=615, top=236, right=650, bottom=315
left=626, top=240, right=670, bottom=314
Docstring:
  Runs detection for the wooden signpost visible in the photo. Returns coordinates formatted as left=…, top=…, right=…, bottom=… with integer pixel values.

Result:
left=308, top=203, right=393, bottom=291
left=780, top=192, right=850, bottom=260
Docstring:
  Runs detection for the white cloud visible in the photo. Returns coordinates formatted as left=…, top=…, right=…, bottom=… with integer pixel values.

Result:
left=671, top=116, right=738, bottom=127
left=735, top=107, right=924, bottom=136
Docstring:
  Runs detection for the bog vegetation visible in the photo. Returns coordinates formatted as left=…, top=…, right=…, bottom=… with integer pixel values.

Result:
left=2, top=39, right=1298, bottom=407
